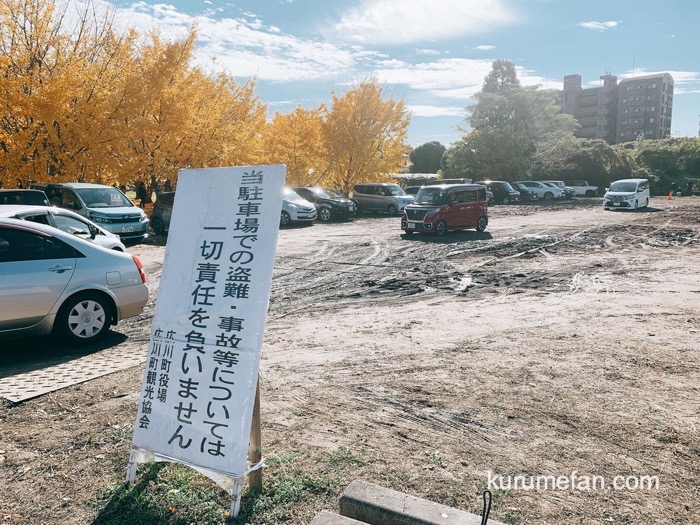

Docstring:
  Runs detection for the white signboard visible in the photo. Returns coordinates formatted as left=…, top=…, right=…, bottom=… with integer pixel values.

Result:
left=128, top=166, right=285, bottom=500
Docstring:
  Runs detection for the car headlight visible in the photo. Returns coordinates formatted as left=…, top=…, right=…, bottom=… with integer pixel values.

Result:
left=624, top=194, right=635, bottom=200
left=423, top=207, right=441, bottom=216
left=287, top=203, right=298, bottom=210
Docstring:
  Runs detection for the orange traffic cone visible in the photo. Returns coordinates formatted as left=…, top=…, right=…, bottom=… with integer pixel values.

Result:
left=668, top=191, right=673, bottom=200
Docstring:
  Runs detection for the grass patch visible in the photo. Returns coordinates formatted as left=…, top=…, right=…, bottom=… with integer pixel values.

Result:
left=324, top=446, right=366, bottom=470
left=92, top=449, right=343, bottom=524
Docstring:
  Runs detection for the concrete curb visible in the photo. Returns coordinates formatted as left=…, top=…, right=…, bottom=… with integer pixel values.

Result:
left=339, top=480, right=505, bottom=525
left=310, top=510, right=368, bottom=524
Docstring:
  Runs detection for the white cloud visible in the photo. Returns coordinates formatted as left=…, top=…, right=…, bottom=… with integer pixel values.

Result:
left=331, top=0, right=518, bottom=45
left=373, top=58, right=559, bottom=100
left=618, top=69, right=700, bottom=94
left=372, top=58, right=492, bottom=98
left=578, top=21, right=619, bottom=31
left=408, top=105, right=467, bottom=117
left=101, top=1, right=361, bottom=82
left=416, top=48, right=441, bottom=56
left=475, top=45, right=495, bottom=51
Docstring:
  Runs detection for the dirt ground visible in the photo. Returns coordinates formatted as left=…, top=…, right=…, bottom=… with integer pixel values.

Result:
left=1, top=197, right=699, bottom=524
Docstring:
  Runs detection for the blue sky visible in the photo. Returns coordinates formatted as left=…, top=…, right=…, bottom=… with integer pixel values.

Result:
left=104, top=0, right=700, bottom=147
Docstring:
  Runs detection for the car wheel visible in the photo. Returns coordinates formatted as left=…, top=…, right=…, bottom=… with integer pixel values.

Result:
left=151, top=216, right=165, bottom=235
left=280, top=211, right=291, bottom=227
left=585, top=190, right=596, bottom=197
left=633, top=200, right=638, bottom=210
left=476, top=216, right=488, bottom=232
left=645, top=198, right=649, bottom=208
left=543, top=192, right=554, bottom=201
left=435, top=220, right=448, bottom=237
left=56, top=292, right=112, bottom=344
left=387, top=204, right=398, bottom=215
left=502, top=196, right=510, bottom=205
left=353, top=201, right=362, bottom=215
left=318, top=206, right=332, bottom=222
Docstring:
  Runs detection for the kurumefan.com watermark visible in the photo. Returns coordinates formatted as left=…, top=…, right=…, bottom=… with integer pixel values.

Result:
left=487, top=471, right=660, bottom=492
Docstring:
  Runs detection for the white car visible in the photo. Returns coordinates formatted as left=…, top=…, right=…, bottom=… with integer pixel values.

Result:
left=514, top=181, right=565, bottom=201
left=0, top=218, right=148, bottom=344
left=0, top=205, right=126, bottom=251
left=603, top=178, right=650, bottom=210
left=281, top=188, right=317, bottom=226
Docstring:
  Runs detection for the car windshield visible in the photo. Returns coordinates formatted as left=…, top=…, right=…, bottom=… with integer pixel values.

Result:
left=310, top=188, right=345, bottom=199
left=76, top=188, right=132, bottom=208
left=501, top=182, right=516, bottom=191
left=324, top=188, right=347, bottom=199
left=609, top=181, right=638, bottom=192
left=414, top=187, right=449, bottom=205
left=283, top=188, right=306, bottom=202
left=386, top=184, right=406, bottom=196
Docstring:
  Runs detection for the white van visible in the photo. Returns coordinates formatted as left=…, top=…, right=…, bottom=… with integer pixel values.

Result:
left=603, top=178, right=650, bottom=210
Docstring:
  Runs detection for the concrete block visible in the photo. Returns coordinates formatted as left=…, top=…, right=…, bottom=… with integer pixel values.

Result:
left=310, top=509, right=368, bottom=525
left=339, top=480, right=505, bottom=525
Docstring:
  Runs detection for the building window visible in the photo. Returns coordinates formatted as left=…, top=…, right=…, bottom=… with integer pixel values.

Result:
left=648, top=118, right=654, bottom=123
left=648, top=106, right=656, bottom=112
left=647, top=95, right=655, bottom=100
left=645, top=129, right=653, bottom=135
left=650, top=83, right=657, bottom=88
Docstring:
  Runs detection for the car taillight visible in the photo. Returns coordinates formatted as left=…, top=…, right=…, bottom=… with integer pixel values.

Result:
left=132, top=255, right=146, bottom=283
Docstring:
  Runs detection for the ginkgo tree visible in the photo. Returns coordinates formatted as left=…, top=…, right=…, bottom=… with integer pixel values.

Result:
left=0, top=0, right=266, bottom=194
left=262, top=106, right=326, bottom=186
left=112, top=31, right=267, bottom=200
left=320, top=79, right=411, bottom=193
left=0, top=0, right=410, bottom=196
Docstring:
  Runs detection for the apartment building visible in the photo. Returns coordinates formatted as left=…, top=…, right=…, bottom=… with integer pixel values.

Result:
left=560, top=72, right=673, bottom=144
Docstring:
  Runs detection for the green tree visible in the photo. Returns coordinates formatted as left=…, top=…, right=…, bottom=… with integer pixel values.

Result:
left=409, top=141, right=445, bottom=173
left=482, top=59, right=520, bottom=93
left=444, top=75, right=579, bottom=181
left=627, top=138, right=700, bottom=193
left=558, top=139, right=620, bottom=189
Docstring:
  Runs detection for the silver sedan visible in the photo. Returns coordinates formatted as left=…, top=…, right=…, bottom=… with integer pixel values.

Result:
left=0, top=218, right=149, bottom=344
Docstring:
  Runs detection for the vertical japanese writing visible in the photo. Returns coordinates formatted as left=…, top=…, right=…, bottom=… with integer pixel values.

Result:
left=157, top=169, right=266, bottom=458
left=139, top=329, right=175, bottom=429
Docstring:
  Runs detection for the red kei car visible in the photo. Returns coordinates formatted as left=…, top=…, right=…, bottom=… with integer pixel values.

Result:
left=401, top=183, right=489, bottom=237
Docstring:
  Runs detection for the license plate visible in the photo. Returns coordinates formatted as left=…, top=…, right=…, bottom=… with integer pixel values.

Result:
left=121, top=226, right=135, bottom=233
left=407, top=223, right=416, bottom=229
left=613, top=202, right=620, bottom=207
